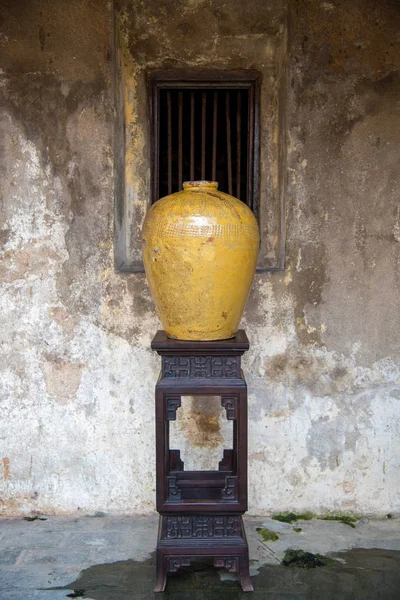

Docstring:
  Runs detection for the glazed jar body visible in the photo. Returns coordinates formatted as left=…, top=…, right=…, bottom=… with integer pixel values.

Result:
left=142, top=181, right=259, bottom=340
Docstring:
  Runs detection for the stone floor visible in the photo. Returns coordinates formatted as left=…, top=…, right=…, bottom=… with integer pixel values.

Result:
left=1, top=513, right=400, bottom=599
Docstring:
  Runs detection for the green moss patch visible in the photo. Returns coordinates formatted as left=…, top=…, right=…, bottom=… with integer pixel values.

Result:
left=272, top=512, right=359, bottom=528
left=272, top=512, right=313, bottom=524
left=319, top=514, right=358, bottom=528
left=282, top=549, right=336, bottom=569
left=293, top=527, right=302, bottom=533
left=256, top=527, right=279, bottom=542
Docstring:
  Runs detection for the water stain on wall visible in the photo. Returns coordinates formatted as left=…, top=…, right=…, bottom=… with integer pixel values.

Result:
left=2, top=458, right=10, bottom=481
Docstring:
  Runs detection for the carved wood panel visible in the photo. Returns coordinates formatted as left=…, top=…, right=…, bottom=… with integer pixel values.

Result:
left=166, top=556, right=191, bottom=572
left=163, top=356, right=240, bottom=378
left=221, top=476, right=238, bottom=501
left=221, top=395, right=238, bottom=420
left=214, top=557, right=240, bottom=573
left=165, top=396, right=181, bottom=420
left=165, top=516, right=240, bottom=539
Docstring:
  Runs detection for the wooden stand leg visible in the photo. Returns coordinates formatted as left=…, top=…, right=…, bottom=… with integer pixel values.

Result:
left=239, top=555, right=254, bottom=593
left=154, top=552, right=167, bottom=593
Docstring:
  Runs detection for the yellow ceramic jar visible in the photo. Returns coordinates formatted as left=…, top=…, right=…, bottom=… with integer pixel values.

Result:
left=142, top=181, right=259, bottom=340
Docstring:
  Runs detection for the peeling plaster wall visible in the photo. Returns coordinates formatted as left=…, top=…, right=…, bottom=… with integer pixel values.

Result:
left=1, top=0, right=400, bottom=516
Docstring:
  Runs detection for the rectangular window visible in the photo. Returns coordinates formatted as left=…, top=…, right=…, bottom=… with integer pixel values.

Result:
left=115, top=7, right=287, bottom=273
left=151, top=71, right=260, bottom=215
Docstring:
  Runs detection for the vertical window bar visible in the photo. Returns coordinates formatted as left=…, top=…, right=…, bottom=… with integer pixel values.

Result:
left=178, top=91, right=183, bottom=189
left=236, top=91, right=241, bottom=200
left=201, top=91, right=206, bottom=180
left=167, top=91, right=172, bottom=195
left=190, top=91, right=195, bottom=181
left=226, top=91, right=233, bottom=196
left=212, top=91, right=218, bottom=182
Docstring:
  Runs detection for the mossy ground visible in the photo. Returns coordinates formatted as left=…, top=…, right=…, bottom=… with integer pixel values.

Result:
left=256, top=527, right=279, bottom=542
left=272, top=512, right=313, bottom=523
left=321, top=514, right=358, bottom=528
left=271, top=512, right=360, bottom=528
left=282, top=548, right=337, bottom=569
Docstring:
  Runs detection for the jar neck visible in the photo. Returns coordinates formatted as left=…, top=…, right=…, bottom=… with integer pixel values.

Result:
left=182, top=181, right=219, bottom=191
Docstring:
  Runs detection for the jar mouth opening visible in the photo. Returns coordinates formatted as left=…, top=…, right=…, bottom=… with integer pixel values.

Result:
left=182, top=181, right=219, bottom=189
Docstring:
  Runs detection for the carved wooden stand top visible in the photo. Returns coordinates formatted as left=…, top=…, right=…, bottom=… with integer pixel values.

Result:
left=152, top=330, right=253, bottom=593
left=152, top=329, right=249, bottom=379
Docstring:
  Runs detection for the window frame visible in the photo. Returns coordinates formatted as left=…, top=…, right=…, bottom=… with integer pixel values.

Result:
left=150, top=70, right=260, bottom=218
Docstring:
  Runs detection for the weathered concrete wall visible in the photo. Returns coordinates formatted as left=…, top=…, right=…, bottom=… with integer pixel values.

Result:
left=0, top=0, right=399, bottom=516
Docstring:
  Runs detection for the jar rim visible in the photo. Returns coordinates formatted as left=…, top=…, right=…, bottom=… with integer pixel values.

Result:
left=182, top=181, right=219, bottom=189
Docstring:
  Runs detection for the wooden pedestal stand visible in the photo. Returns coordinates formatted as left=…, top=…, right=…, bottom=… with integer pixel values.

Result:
left=151, top=330, right=253, bottom=592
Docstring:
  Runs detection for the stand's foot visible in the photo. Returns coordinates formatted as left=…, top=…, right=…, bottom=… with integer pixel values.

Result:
left=239, top=561, right=254, bottom=593
left=153, top=577, right=166, bottom=593
left=154, top=555, right=167, bottom=592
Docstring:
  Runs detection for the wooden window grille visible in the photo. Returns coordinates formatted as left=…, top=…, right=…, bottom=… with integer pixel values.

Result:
left=151, top=71, right=260, bottom=215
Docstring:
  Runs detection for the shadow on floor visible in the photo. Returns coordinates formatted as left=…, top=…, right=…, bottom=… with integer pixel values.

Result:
left=52, top=549, right=400, bottom=600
